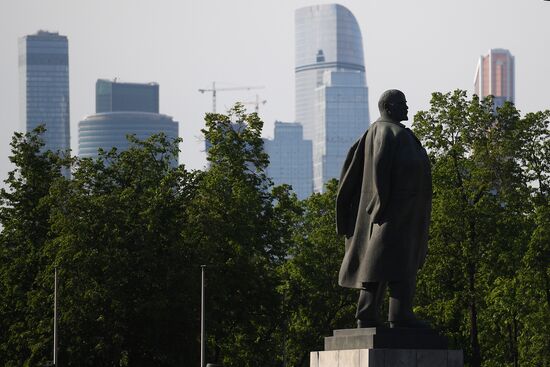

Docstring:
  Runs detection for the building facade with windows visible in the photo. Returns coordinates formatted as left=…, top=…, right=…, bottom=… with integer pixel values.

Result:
left=19, top=31, right=70, bottom=153
left=264, top=121, right=313, bottom=199
left=96, top=79, right=159, bottom=113
left=295, top=4, right=369, bottom=192
left=474, top=48, right=515, bottom=108
left=313, top=70, right=369, bottom=192
left=80, top=79, right=178, bottom=164
left=78, top=111, right=179, bottom=163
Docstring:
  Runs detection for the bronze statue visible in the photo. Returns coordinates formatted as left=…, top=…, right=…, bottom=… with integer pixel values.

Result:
left=336, top=90, right=432, bottom=328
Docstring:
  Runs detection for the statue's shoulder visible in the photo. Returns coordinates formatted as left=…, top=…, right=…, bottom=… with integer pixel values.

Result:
left=370, top=119, right=405, bottom=138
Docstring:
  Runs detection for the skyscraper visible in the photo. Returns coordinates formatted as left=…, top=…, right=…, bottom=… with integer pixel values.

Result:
left=295, top=4, right=370, bottom=192
left=79, top=79, right=178, bottom=164
left=96, top=79, right=159, bottom=113
left=78, top=112, right=179, bottom=163
left=264, top=121, right=313, bottom=199
left=314, top=70, right=369, bottom=192
left=474, top=48, right=515, bottom=108
left=19, top=31, right=70, bottom=153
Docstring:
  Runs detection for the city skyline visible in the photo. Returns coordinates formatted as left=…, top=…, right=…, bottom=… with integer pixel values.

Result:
left=1, top=0, right=549, bottom=184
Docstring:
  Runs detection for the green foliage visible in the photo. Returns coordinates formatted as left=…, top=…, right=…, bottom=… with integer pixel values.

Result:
left=1, top=99, right=547, bottom=367
left=414, top=90, right=549, bottom=367
left=0, top=126, right=69, bottom=366
left=0, top=129, right=200, bottom=366
left=279, top=179, right=355, bottom=367
left=46, top=134, right=199, bottom=366
left=189, top=104, right=298, bottom=367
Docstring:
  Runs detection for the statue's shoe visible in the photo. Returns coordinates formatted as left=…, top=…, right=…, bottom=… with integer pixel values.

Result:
left=357, top=319, right=385, bottom=328
left=389, top=318, right=431, bottom=329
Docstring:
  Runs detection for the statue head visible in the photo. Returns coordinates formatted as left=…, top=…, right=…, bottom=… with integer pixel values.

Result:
left=378, top=89, right=408, bottom=122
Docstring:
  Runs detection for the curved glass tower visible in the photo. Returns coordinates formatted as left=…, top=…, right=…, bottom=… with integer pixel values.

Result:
left=295, top=4, right=369, bottom=192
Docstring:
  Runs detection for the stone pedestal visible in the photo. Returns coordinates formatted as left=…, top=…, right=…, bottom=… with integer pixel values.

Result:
left=311, top=328, right=463, bottom=367
left=325, top=328, right=448, bottom=350
left=311, top=348, right=463, bottom=367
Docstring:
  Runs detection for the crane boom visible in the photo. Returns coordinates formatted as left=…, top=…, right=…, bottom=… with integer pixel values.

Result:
left=242, top=94, right=267, bottom=113
left=198, top=81, right=264, bottom=113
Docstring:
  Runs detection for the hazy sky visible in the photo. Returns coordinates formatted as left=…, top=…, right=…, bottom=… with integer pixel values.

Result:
left=1, top=0, right=549, bottom=179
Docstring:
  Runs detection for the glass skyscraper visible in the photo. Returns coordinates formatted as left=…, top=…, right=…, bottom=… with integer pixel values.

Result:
left=264, top=121, right=313, bottom=199
left=314, top=70, right=369, bottom=192
left=79, top=79, right=178, bottom=164
left=78, top=112, right=179, bottom=163
left=295, top=4, right=370, bottom=192
left=19, top=31, right=70, bottom=153
left=474, top=48, right=515, bottom=108
left=96, top=79, right=159, bottom=113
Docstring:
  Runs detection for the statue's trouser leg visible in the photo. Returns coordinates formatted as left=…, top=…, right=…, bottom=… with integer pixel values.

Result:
left=388, top=276, right=416, bottom=322
left=356, top=282, right=387, bottom=322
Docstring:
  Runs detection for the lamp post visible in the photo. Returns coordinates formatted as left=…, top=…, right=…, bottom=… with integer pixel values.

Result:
left=53, top=267, right=58, bottom=366
left=200, top=265, right=206, bottom=367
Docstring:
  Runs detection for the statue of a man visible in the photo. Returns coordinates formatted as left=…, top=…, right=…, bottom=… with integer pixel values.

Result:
left=336, top=89, right=432, bottom=328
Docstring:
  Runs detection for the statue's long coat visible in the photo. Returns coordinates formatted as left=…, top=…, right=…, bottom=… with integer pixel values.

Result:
left=336, top=118, right=432, bottom=288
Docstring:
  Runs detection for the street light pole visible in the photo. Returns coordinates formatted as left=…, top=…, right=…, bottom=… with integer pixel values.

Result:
left=200, top=265, right=206, bottom=367
left=53, top=267, right=58, bottom=366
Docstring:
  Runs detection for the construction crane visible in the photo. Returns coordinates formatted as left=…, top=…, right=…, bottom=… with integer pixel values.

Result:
left=243, top=94, right=267, bottom=113
left=198, top=82, right=264, bottom=113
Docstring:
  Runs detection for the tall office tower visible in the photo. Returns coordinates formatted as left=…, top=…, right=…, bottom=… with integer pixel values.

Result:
left=295, top=4, right=370, bottom=192
left=78, top=112, right=179, bottom=164
left=264, top=121, right=313, bottom=199
left=19, top=31, right=70, bottom=153
left=314, top=70, right=369, bottom=192
left=80, top=79, right=177, bottom=164
left=474, top=48, right=515, bottom=108
left=96, top=79, right=159, bottom=113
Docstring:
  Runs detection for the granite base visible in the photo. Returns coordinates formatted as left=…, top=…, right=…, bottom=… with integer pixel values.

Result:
left=311, top=348, right=463, bottom=367
left=325, top=327, right=448, bottom=351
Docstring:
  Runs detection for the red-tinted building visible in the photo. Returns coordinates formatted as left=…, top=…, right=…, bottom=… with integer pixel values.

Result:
left=474, top=49, right=515, bottom=107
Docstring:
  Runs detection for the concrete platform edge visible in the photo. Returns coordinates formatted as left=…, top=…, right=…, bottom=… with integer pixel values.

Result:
left=310, top=348, right=463, bottom=367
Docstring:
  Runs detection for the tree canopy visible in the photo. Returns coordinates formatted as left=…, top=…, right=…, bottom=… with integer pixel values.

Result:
left=1, top=95, right=548, bottom=367
left=413, top=91, right=549, bottom=367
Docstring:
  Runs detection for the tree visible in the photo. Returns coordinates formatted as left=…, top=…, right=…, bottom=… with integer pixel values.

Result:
left=45, top=134, right=200, bottom=366
left=0, top=126, right=69, bottom=366
left=0, top=106, right=301, bottom=367
left=187, top=104, right=296, bottom=367
left=512, top=109, right=550, bottom=366
left=413, top=90, right=549, bottom=366
left=0, top=129, right=201, bottom=366
left=514, top=204, right=550, bottom=366
left=279, top=180, right=356, bottom=367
